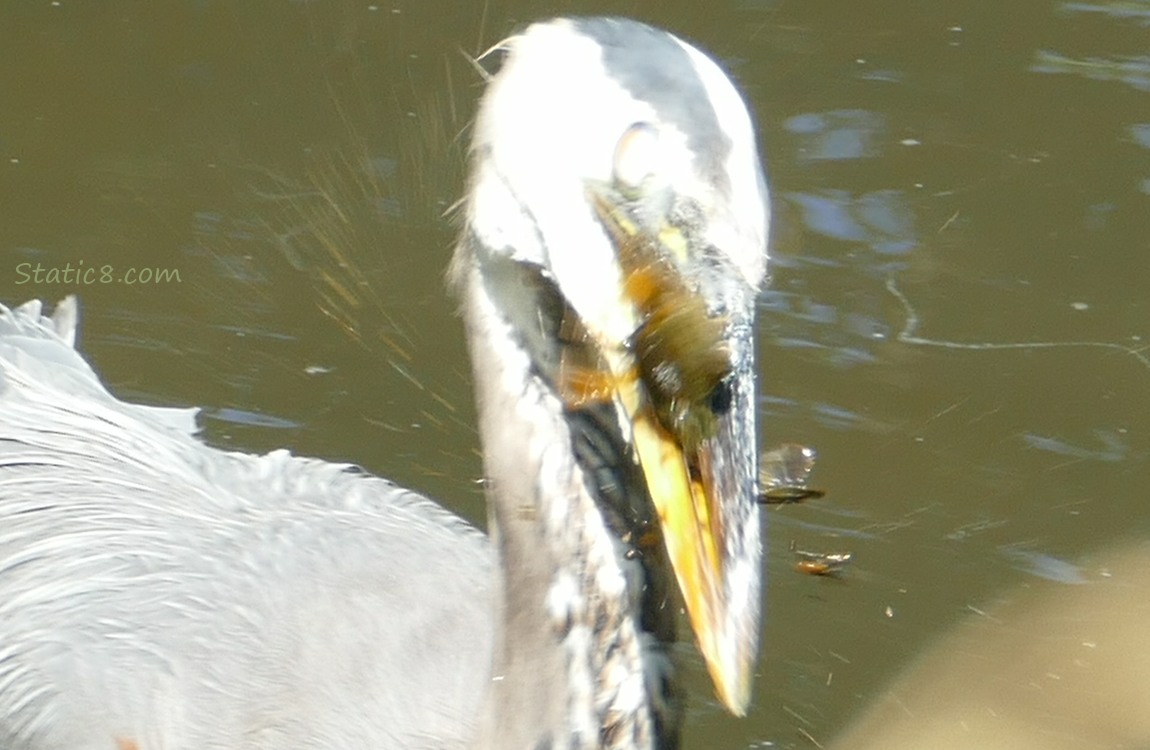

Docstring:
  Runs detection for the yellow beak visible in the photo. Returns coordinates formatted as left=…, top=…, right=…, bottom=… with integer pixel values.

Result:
left=569, top=188, right=759, bottom=715
left=624, top=382, right=753, bottom=714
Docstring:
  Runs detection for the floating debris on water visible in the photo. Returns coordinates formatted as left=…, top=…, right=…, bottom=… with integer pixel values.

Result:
left=758, top=443, right=827, bottom=504
left=791, top=540, right=853, bottom=576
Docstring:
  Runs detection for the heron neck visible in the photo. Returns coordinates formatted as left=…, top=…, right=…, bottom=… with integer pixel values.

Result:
left=458, top=258, right=659, bottom=750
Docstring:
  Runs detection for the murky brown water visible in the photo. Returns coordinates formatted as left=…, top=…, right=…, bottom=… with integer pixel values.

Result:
left=2, top=1, right=1147, bottom=748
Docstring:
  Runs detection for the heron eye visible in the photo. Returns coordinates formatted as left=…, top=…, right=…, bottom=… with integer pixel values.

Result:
left=612, top=122, right=661, bottom=192
left=709, top=376, right=733, bottom=415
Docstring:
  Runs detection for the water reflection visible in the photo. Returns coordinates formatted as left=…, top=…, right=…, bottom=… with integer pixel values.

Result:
left=786, top=189, right=917, bottom=255
left=1061, top=0, right=1150, bottom=24
left=1022, top=428, right=1129, bottom=462
left=1032, top=49, right=1150, bottom=92
left=783, top=110, right=885, bottom=161
left=997, top=543, right=1087, bottom=584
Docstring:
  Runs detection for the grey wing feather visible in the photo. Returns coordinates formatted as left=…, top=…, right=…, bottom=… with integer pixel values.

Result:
left=0, top=297, right=197, bottom=435
left=0, top=298, right=495, bottom=750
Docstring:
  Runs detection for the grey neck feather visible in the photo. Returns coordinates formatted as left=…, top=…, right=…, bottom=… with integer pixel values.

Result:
left=456, top=244, right=663, bottom=750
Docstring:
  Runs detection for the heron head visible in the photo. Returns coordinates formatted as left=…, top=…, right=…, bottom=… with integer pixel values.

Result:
left=466, top=17, right=767, bottom=337
left=456, top=17, right=768, bottom=716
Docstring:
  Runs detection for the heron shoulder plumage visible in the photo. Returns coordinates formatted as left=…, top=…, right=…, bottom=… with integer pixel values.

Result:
left=0, top=298, right=495, bottom=749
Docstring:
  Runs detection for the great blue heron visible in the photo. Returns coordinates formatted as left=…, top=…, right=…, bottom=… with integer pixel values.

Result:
left=0, top=17, right=768, bottom=750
